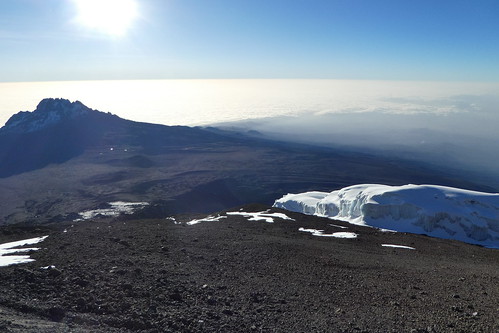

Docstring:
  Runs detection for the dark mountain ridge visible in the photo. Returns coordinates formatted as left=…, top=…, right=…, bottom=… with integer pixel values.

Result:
left=0, top=99, right=495, bottom=224
left=2, top=98, right=95, bottom=134
left=0, top=98, right=227, bottom=178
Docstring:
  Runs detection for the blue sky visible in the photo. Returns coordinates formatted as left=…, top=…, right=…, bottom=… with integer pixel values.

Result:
left=1, top=0, right=498, bottom=82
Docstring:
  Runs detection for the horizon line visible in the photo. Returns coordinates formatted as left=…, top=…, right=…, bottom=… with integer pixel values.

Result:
left=2, top=78, right=499, bottom=84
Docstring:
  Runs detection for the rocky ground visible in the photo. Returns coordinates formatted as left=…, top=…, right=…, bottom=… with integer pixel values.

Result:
left=0, top=204, right=498, bottom=332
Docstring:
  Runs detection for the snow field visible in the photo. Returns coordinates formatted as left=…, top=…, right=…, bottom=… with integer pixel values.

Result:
left=75, top=201, right=149, bottom=221
left=298, top=228, right=358, bottom=238
left=0, top=236, right=48, bottom=267
left=274, top=184, right=499, bottom=248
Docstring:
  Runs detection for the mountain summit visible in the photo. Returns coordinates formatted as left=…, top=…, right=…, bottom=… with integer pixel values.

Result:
left=1, top=98, right=95, bottom=134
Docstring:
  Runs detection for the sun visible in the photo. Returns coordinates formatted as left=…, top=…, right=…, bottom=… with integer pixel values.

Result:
left=72, top=0, right=139, bottom=37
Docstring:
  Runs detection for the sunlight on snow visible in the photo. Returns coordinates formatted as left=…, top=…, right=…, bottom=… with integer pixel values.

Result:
left=381, top=244, right=416, bottom=250
left=225, top=211, right=295, bottom=223
left=0, top=236, right=48, bottom=267
left=298, top=228, right=358, bottom=238
left=75, top=201, right=149, bottom=221
left=185, top=211, right=295, bottom=225
left=186, top=215, right=227, bottom=225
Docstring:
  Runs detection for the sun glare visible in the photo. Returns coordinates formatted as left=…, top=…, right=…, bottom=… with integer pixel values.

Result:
left=72, top=0, right=139, bottom=37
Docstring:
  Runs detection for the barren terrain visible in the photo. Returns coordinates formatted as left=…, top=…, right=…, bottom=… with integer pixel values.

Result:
left=0, top=205, right=497, bottom=332
left=0, top=133, right=490, bottom=225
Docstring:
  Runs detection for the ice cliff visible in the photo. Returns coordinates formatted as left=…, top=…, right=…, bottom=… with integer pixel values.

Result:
left=274, top=184, right=499, bottom=248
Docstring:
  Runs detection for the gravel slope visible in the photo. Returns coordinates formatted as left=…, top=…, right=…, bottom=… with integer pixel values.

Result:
left=0, top=204, right=497, bottom=332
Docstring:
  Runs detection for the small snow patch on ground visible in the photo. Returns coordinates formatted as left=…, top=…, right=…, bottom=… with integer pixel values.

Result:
left=40, top=265, right=56, bottom=270
left=75, top=201, right=149, bottom=221
left=0, top=236, right=48, bottom=267
left=186, top=215, right=227, bottom=225
left=330, top=232, right=358, bottom=239
left=226, top=211, right=295, bottom=223
left=329, top=223, right=348, bottom=229
left=166, top=217, right=180, bottom=224
left=298, top=228, right=325, bottom=236
left=298, top=228, right=358, bottom=238
left=185, top=211, right=295, bottom=225
left=381, top=244, right=416, bottom=250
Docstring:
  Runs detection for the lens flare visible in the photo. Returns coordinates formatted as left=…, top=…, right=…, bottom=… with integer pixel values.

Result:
left=72, top=0, right=139, bottom=37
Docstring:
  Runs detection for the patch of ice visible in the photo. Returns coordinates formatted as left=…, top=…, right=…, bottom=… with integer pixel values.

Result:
left=185, top=211, right=295, bottom=225
left=298, top=228, right=358, bottom=238
left=166, top=217, right=180, bottom=224
left=186, top=215, right=227, bottom=225
left=381, top=244, right=416, bottom=250
left=298, top=227, right=323, bottom=235
left=0, top=236, right=48, bottom=250
left=40, top=265, right=56, bottom=270
left=330, top=232, right=358, bottom=239
left=0, top=236, right=48, bottom=267
left=329, top=223, right=348, bottom=229
left=226, top=211, right=295, bottom=223
left=274, top=192, right=328, bottom=215
left=274, top=184, right=499, bottom=248
left=75, top=201, right=149, bottom=221
left=0, top=247, right=40, bottom=255
left=0, top=254, right=35, bottom=267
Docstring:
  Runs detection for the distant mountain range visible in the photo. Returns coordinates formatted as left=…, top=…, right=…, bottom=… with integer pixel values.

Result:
left=2, top=98, right=96, bottom=134
left=0, top=98, right=494, bottom=225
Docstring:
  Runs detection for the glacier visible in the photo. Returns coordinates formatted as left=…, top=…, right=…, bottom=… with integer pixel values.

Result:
left=273, top=184, right=499, bottom=248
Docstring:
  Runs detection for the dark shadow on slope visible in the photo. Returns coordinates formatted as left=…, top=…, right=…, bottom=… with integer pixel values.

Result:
left=168, top=179, right=247, bottom=213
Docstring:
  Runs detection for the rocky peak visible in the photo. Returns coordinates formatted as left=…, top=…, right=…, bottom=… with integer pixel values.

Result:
left=1, top=98, right=93, bottom=134
left=35, top=98, right=88, bottom=115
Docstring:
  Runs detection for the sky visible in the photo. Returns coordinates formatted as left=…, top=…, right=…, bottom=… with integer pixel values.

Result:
left=1, top=0, right=499, bottom=82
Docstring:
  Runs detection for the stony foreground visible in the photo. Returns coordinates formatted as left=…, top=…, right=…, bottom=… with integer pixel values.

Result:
left=0, top=204, right=497, bottom=332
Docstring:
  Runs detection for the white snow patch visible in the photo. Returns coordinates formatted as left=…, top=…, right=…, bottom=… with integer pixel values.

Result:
left=274, top=192, right=328, bottom=215
left=0, top=247, right=40, bottom=255
left=0, top=236, right=48, bottom=267
left=298, top=227, right=323, bottom=235
left=186, top=215, right=227, bottom=225
left=40, top=265, right=56, bottom=270
left=298, top=228, right=358, bottom=238
left=166, top=217, right=180, bottom=224
left=75, top=201, right=149, bottom=221
left=330, top=232, right=358, bottom=239
left=274, top=184, right=499, bottom=248
left=381, top=244, right=416, bottom=250
left=226, top=211, right=295, bottom=223
left=185, top=211, right=294, bottom=225
left=329, top=223, right=348, bottom=229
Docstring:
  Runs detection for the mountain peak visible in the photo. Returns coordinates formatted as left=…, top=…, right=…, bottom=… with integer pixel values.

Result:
left=1, top=98, right=93, bottom=134
left=35, top=98, right=88, bottom=114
